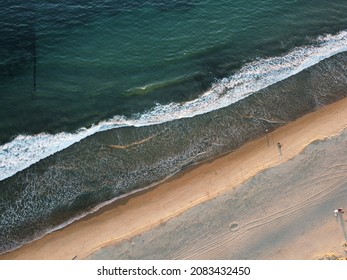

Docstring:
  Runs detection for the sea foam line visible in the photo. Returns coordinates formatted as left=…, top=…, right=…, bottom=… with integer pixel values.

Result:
left=1, top=30, right=347, bottom=181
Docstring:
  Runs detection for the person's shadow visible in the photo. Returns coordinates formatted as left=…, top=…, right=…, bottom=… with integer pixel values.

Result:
left=338, top=214, right=347, bottom=242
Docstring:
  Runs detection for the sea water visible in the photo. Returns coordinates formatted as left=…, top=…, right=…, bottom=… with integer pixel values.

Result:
left=1, top=0, right=347, bottom=253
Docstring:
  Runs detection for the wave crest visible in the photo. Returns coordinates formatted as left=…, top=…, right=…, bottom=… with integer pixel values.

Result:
left=1, top=30, right=347, bottom=181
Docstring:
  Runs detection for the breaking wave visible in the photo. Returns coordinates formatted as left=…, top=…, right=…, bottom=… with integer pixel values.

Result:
left=1, top=30, right=347, bottom=181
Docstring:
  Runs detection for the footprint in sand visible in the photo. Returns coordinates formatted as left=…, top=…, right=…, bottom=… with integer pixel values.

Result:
left=229, top=222, right=239, bottom=231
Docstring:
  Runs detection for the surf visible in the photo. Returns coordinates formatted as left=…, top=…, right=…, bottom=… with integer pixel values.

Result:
left=1, top=30, right=347, bottom=181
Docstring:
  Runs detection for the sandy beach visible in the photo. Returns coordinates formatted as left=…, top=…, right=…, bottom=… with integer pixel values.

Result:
left=2, top=97, right=347, bottom=260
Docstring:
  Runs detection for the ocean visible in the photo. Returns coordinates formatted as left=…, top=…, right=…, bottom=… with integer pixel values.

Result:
left=1, top=0, right=347, bottom=253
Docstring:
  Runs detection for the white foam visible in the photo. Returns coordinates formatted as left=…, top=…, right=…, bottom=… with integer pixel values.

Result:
left=1, top=30, right=347, bottom=181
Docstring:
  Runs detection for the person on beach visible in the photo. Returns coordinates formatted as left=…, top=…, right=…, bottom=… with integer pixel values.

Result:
left=334, top=208, right=344, bottom=216
left=277, top=142, right=282, bottom=157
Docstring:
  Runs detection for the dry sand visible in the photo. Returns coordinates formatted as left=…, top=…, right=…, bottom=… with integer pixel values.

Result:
left=90, top=127, right=347, bottom=260
left=2, top=98, right=347, bottom=260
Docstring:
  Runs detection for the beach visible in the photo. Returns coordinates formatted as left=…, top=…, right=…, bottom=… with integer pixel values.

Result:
left=2, top=1, right=347, bottom=262
left=2, top=96, right=347, bottom=260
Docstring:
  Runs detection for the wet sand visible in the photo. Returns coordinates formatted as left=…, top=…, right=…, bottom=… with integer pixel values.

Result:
left=91, top=126, right=347, bottom=259
left=2, top=97, right=347, bottom=260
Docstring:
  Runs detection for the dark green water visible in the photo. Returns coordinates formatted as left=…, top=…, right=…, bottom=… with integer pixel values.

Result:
left=1, top=0, right=347, bottom=142
left=1, top=0, right=347, bottom=254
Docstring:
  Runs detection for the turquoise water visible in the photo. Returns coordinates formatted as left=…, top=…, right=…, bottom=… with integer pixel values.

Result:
left=1, top=0, right=347, bottom=254
left=1, top=0, right=347, bottom=142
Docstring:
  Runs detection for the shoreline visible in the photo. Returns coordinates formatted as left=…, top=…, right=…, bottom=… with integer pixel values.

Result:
left=90, top=128, right=347, bottom=260
left=2, top=97, right=347, bottom=260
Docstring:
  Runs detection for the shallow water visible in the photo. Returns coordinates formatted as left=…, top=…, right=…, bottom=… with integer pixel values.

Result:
left=1, top=0, right=347, bottom=253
